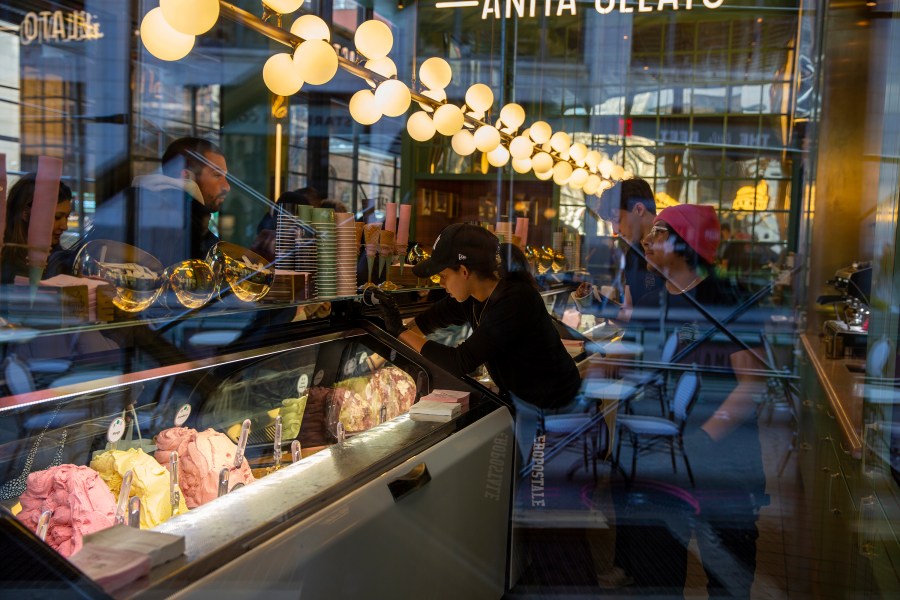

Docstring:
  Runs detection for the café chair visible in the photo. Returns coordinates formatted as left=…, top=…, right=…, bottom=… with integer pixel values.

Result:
left=540, top=404, right=603, bottom=481
left=615, top=369, right=701, bottom=486
left=621, top=332, right=679, bottom=415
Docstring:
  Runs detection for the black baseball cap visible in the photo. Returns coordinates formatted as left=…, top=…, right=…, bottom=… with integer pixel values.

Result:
left=412, top=223, right=500, bottom=278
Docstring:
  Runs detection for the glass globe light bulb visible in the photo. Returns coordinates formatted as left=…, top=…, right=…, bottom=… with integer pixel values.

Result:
left=569, top=143, right=588, bottom=164
left=290, top=14, right=329, bottom=40
left=465, top=84, right=493, bottom=112
left=355, top=19, right=393, bottom=60
left=487, top=146, right=510, bottom=168
left=512, top=158, right=532, bottom=174
left=433, top=104, right=465, bottom=136
left=293, top=40, right=338, bottom=85
left=349, top=89, right=382, bottom=125
left=407, top=111, right=436, bottom=141
left=419, top=57, right=452, bottom=90
left=499, top=103, right=525, bottom=130
left=552, top=161, right=573, bottom=185
left=550, top=132, right=571, bottom=154
left=263, top=53, right=303, bottom=96
left=375, top=79, right=411, bottom=117
left=140, top=8, right=195, bottom=62
left=160, top=0, right=219, bottom=36
left=474, top=125, right=501, bottom=153
left=529, top=121, right=552, bottom=144
left=451, top=130, right=477, bottom=156
left=531, top=152, right=553, bottom=174
left=263, top=0, right=306, bottom=14
left=509, top=136, right=534, bottom=160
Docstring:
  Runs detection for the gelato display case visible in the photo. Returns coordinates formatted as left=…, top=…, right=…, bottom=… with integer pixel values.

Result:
left=0, top=307, right=514, bottom=599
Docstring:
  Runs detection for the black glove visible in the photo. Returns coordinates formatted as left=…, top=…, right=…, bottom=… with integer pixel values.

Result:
left=364, top=287, right=404, bottom=336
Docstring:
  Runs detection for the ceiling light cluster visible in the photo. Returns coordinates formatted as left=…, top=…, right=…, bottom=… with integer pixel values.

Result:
left=139, top=0, right=632, bottom=196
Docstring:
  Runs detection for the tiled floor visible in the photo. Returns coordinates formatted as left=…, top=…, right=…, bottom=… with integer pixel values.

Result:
left=506, top=377, right=811, bottom=599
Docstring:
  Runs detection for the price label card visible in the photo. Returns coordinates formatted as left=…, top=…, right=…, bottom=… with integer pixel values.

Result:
left=313, top=369, right=324, bottom=385
left=343, top=359, right=355, bottom=376
left=297, top=374, right=309, bottom=396
left=174, top=404, right=191, bottom=426
left=107, top=417, right=126, bottom=443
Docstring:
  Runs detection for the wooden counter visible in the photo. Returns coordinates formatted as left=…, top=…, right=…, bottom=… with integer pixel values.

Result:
left=800, top=333, right=864, bottom=458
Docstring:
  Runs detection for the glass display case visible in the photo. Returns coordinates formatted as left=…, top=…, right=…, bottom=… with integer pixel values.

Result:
left=0, top=307, right=514, bottom=598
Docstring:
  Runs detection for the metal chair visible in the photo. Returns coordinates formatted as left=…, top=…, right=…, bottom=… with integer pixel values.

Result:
left=621, top=332, right=679, bottom=414
left=540, top=404, right=603, bottom=481
left=615, top=369, right=701, bottom=486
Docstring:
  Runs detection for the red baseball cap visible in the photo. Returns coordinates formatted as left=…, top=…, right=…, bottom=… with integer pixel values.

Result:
left=654, top=204, right=721, bottom=265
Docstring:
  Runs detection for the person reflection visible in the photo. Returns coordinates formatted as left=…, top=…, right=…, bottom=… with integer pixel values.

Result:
left=1, top=173, right=73, bottom=283
left=574, top=178, right=665, bottom=326
left=0, top=174, right=119, bottom=392
left=82, top=137, right=230, bottom=268
left=616, top=204, right=768, bottom=598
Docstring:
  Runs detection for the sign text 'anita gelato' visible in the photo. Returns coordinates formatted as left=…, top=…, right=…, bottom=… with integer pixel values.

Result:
left=435, top=0, right=725, bottom=19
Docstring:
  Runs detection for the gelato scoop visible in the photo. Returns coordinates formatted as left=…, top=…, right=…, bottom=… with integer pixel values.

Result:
left=90, top=448, right=188, bottom=528
left=154, top=427, right=255, bottom=508
left=17, top=464, right=116, bottom=557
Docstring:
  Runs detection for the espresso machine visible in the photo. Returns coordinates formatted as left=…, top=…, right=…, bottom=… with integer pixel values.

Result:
left=820, top=261, right=872, bottom=359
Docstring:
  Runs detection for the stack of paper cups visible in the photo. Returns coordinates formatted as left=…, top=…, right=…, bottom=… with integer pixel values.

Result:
left=515, top=217, right=529, bottom=248
left=295, top=204, right=317, bottom=297
left=312, top=207, right=336, bottom=298
left=275, top=206, right=300, bottom=271
left=397, top=204, right=411, bottom=246
left=335, top=212, right=358, bottom=296
left=385, top=202, right=397, bottom=233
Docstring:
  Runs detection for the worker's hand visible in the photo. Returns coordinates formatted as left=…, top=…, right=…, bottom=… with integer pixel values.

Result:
left=363, top=287, right=404, bottom=336
left=574, top=282, right=592, bottom=299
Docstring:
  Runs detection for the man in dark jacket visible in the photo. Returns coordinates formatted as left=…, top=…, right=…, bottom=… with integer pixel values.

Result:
left=83, top=137, right=230, bottom=268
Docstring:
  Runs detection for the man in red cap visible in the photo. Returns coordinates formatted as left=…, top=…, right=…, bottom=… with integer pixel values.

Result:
left=618, top=202, right=769, bottom=598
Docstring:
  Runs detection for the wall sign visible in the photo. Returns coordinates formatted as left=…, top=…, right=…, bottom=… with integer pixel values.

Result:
left=435, top=0, right=725, bottom=19
left=20, top=10, right=104, bottom=45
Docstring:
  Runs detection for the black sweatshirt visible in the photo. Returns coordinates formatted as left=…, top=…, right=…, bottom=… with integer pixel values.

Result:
left=414, top=277, right=581, bottom=409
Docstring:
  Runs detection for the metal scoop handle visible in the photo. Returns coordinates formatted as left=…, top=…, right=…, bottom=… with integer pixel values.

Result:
left=218, top=467, right=230, bottom=498
left=169, top=452, right=181, bottom=514
left=114, top=470, right=133, bottom=525
left=36, top=509, right=52, bottom=541
left=234, top=419, right=251, bottom=468
left=273, top=416, right=283, bottom=470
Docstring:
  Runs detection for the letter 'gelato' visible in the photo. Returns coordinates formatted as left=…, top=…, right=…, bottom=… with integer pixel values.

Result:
left=17, top=464, right=116, bottom=557
left=90, top=448, right=188, bottom=528
left=154, top=427, right=255, bottom=508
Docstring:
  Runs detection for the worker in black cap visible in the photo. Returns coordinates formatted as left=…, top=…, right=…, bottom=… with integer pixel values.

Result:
left=366, top=223, right=582, bottom=448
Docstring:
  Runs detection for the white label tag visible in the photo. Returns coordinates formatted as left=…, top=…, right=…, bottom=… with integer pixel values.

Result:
left=297, top=374, right=309, bottom=396
left=313, top=369, right=324, bottom=385
left=359, top=352, right=368, bottom=365
left=344, top=360, right=355, bottom=376
left=174, top=404, right=191, bottom=426
left=107, top=417, right=126, bottom=443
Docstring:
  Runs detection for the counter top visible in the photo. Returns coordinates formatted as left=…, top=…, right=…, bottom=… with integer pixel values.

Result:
left=800, top=333, right=864, bottom=458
